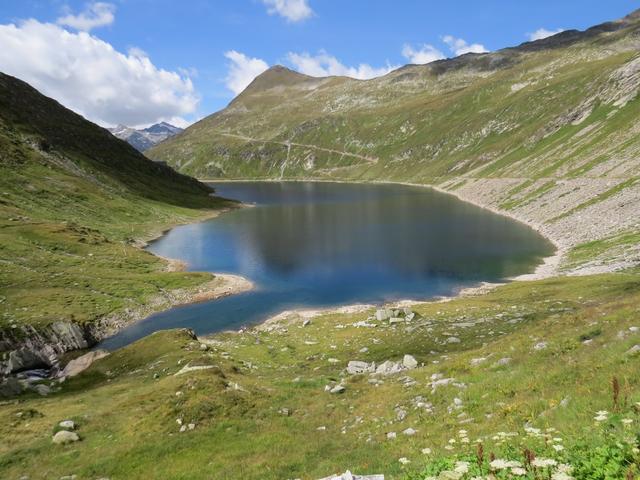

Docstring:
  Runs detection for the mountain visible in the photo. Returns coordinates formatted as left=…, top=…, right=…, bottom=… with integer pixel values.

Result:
left=149, top=9, right=640, bottom=274
left=0, top=72, right=232, bottom=360
left=109, top=121, right=183, bottom=151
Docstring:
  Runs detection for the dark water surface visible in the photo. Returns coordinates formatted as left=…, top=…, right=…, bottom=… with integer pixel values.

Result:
left=100, top=182, right=555, bottom=349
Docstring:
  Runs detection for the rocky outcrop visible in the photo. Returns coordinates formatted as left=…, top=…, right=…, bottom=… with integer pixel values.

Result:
left=0, top=320, right=105, bottom=377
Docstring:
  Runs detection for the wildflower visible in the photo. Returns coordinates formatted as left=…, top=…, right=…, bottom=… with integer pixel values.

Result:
left=512, top=467, right=527, bottom=476
left=448, top=438, right=457, bottom=444
left=551, top=473, right=575, bottom=480
left=532, top=458, right=557, bottom=468
left=594, top=413, right=608, bottom=422
left=444, top=445, right=454, bottom=450
left=490, top=459, right=521, bottom=470
left=454, top=461, right=470, bottom=474
left=556, top=464, right=573, bottom=474
left=398, top=457, right=410, bottom=465
left=421, top=447, right=432, bottom=455
left=622, top=418, right=633, bottom=425
left=552, top=444, right=564, bottom=452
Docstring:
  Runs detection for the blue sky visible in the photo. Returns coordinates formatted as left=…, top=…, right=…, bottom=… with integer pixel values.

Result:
left=0, top=0, right=637, bottom=127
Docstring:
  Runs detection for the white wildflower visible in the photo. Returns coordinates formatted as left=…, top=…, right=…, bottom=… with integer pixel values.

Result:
left=552, top=444, right=564, bottom=451
left=512, top=467, right=527, bottom=476
left=490, top=459, right=521, bottom=470
left=421, top=447, right=432, bottom=455
left=551, top=473, right=575, bottom=480
left=398, top=457, right=410, bottom=465
left=532, top=458, right=557, bottom=468
left=454, top=461, right=470, bottom=474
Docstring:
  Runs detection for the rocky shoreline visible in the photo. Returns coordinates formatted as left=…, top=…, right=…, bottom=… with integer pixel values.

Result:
left=0, top=268, right=252, bottom=395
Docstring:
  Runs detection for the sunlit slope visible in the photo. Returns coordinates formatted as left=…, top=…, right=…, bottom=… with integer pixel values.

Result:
left=151, top=12, right=640, bottom=182
left=149, top=10, right=640, bottom=272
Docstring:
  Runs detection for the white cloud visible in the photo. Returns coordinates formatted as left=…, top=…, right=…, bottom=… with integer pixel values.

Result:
left=401, top=44, right=445, bottom=64
left=0, top=20, right=199, bottom=127
left=528, top=28, right=565, bottom=41
left=442, top=35, right=488, bottom=56
left=57, top=2, right=115, bottom=32
left=262, top=0, right=313, bottom=22
left=287, top=51, right=397, bottom=79
left=224, top=50, right=270, bottom=95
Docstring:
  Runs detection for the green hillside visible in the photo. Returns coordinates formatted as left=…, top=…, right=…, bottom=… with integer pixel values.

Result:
left=0, top=72, right=234, bottom=338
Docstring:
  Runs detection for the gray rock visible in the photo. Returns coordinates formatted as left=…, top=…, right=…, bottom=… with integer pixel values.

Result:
left=32, top=384, right=51, bottom=396
left=0, top=377, right=23, bottom=397
left=389, top=317, right=404, bottom=325
left=52, top=430, right=80, bottom=444
left=375, top=309, right=392, bottom=321
left=533, top=341, right=548, bottom=350
left=402, top=354, right=418, bottom=369
left=402, top=427, right=417, bottom=436
left=626, top=344, right=640, bottom=355
left=446, top=337, right=461, bottom=344
left=7, top=348, right=50, bottom=374
left=347, top=360, right=375, bottom=375
left=330, top=385, right=346, bottom=394
left=375, top=360, right=404, bottom=376
left=302, top=319, right=311, bottom=327
left=495, top=357, right=512, bottom=366
left=59, top=350, right=109, bottom=378
left=58, top=420, right=76, bottom=431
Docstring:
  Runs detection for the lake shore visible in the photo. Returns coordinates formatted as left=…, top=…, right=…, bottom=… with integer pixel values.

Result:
left=189, top=178, right=563, bottom=334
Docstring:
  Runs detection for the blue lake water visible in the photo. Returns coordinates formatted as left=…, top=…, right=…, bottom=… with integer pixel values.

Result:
left=100, top=182, right=555, bottom=350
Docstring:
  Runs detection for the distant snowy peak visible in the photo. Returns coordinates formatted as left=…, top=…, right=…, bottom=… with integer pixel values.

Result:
left=108, top=122, right=183, bottom=152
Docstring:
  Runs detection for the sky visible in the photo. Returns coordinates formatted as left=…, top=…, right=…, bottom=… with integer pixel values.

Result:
left=0, top=0, right=637, bottom=128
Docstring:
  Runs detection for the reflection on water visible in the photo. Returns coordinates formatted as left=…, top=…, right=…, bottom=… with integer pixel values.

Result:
left=100, top=182, right=555, bottom=350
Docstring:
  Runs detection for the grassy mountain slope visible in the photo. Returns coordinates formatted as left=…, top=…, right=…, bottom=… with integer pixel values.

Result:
left=2, top=270, right=639, bottom=479
left=0, top=72, right=233, bottom=335
left=150, top=10, right=640, bottom=273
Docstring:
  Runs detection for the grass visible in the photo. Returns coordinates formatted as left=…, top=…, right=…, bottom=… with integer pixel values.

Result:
left=1, top=271, right=639, bottom=479
left=0, top=73, right=235, bottom=331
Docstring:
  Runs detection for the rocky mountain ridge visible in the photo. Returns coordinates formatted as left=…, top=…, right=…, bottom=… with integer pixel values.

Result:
left=149, top=8, right=640, bottom=274
left=109, top=121, right=183, bottom=152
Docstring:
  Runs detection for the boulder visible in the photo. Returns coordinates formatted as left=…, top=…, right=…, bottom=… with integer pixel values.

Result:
left=389, top=317, right=404, bottom=325
left=402, top=355, right=418, bottom=369
left=626, top=344, right=640, bottom=355
left=330, top=385, right=346, bottom=394
left=347, top=361, right=375, bottom=375
left=375, top=360, right=404, bottom=376
left=0, top=377, right=23, bottom=397
left=59, top=420, right=76, bottom=431
left=375, top=309, right=392, bottom=321
left=32, top=384, right=51, bottom=396
left=52, top=430, right=80, bottom=444
left=59, top=350, right=109, bottom=378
